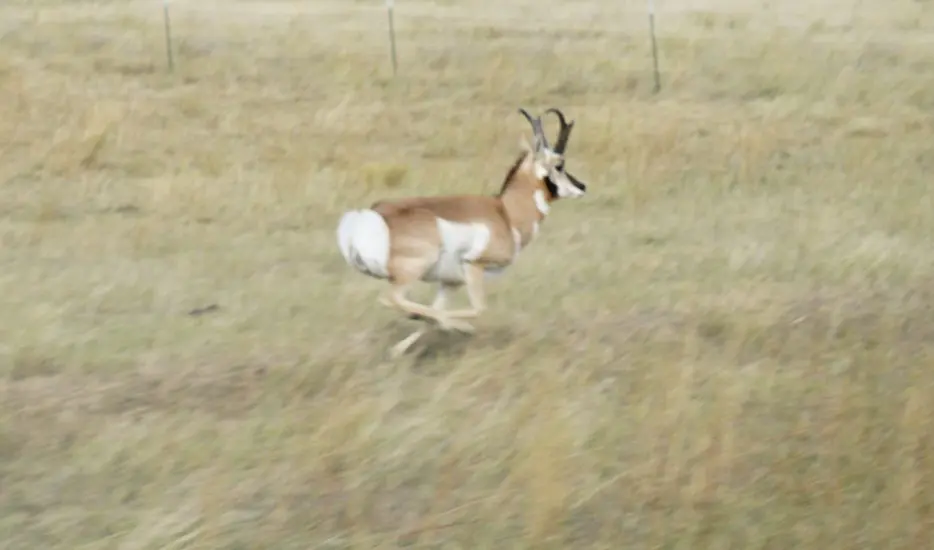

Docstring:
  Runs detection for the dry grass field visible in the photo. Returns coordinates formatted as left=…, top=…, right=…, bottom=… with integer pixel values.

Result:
left=2, top=0, right=934, bottom=547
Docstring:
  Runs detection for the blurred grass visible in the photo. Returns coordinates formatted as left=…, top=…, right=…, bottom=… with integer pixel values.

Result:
left=1, top=0, right=934, bottom=548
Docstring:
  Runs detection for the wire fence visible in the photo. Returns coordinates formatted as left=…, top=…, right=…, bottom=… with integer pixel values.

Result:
left=151, top=0, right=932, bottom=95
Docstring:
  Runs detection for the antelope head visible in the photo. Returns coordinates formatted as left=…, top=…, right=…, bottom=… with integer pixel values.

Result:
left=518, top=107, right=588, bottom=200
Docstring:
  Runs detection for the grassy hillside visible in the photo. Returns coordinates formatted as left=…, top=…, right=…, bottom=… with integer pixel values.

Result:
left=1, top=0, right=933, bottom=547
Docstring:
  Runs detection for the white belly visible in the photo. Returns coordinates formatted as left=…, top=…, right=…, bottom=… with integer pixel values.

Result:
left=483, top=266, right=507, bottom=280
left=422, top=218, right=491, bottom=284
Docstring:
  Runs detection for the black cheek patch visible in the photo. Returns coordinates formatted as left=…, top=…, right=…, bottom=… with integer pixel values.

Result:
left=544, top=177, right=560, bottom=199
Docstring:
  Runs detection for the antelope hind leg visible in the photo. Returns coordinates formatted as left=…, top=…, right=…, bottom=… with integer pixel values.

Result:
left=381, top=284, right=445, bottom=325
left=382, top=283, right=474, bottom=334
left=388, top=330, right=426, bottom=359
left=388, top=285, right=452, bottom=358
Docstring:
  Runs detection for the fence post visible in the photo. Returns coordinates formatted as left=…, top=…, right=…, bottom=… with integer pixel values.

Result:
left=385, top=0, right=398, bottom=76
left=647, top=0, right=661, bottom=93
left=163, top=0, right=175, bottom=72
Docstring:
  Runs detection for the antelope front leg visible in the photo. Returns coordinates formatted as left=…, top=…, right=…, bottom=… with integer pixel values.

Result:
left=444, top=263, right=487, bottom=325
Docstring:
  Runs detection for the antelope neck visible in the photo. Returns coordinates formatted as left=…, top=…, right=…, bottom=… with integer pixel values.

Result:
left=498, top=180, right=548, bottom=244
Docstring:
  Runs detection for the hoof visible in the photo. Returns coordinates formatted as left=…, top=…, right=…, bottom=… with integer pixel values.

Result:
left=407, top=312, right=431, bottom=322
left=439, top=318, right=475, bottom=334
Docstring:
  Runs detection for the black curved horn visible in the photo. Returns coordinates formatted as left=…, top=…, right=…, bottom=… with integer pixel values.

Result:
left=518, top=107, right=548, bottom=149
left=545, top=107, right=575, bottom=154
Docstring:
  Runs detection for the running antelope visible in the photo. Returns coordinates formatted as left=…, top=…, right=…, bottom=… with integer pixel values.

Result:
left=336, top=107, right=588, bottom=358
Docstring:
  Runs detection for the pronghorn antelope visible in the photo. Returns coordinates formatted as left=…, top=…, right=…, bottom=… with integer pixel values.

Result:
left=337, top=107, right=588, bottom=358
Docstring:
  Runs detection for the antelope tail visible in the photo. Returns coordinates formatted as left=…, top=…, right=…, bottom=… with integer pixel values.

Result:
left=337, top=209, right=391, bottom=280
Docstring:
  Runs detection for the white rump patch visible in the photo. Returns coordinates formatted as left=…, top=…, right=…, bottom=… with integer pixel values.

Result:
left=336, top=209, right=390, bottom=279
left=534, top=190, right=550, bottom=216
left=426, top=219, right=491, bottom=283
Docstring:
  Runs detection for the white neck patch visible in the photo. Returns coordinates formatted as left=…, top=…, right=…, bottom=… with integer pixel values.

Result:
left=534, top=189, right=550, bottom=216
left=534, top=163, right=549, bottom=179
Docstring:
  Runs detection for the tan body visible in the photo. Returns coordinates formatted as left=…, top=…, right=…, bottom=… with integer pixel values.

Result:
left=336, top=107, right=587, bottom=358
left=373, top=158, right=548, bottom=285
